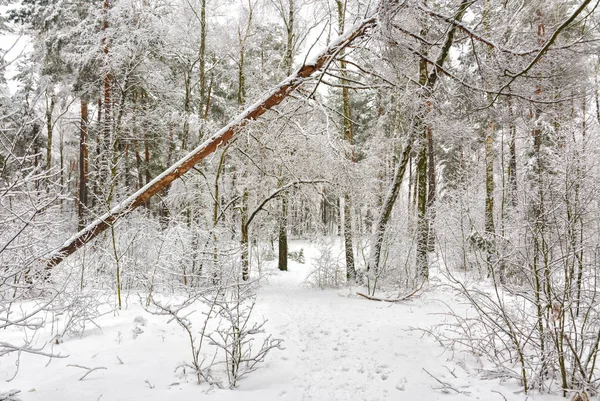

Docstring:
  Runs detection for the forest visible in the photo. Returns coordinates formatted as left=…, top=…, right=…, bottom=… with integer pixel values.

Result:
left=1, top=0, right=600, bottom=400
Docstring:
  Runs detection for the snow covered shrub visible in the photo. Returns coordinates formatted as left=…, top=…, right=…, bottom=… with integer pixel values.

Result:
left=146, top=264, right=282, bottom=389
left=208, top=278, right=283, bottom=388
left=305, top=239, right=345, bottom=288
left=146, top=290, right=221, bottom=387
left=364, top=210, right=421, bottom=296
left=0, top=119, right=72, bottom=377
left=288, top=248, right=305, bottom=264
left=434, top=129, right=600, bottom=396
left=49, top=288, right=112, bottom=344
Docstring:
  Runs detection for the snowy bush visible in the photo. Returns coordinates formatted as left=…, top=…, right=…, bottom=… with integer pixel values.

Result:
left=433, top=131, right=600, bottom=396
left=305, top=239, right=345, bottom=288
left=49, top=289, right=112, bottom=344
left=288, top=248, right=305, bottom=264
left=146, top=265, right=282, bottom=388
left=208, top=280, right=284, bottom=388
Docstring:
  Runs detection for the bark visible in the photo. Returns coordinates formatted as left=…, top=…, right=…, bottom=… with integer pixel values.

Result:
left=33, top=123, right=40, bottom=171
left=343, top=193, right=355, bottom=281
left=237, top=0, right=253, bottom=106
left=198, top=0, right=207, bottom=131
left=45, top=91, right=56, bottom=173
left=483, top=0, right=496, bottom=275
left=144, top=139, right=151, bottom=207
left=415, top=129, right=428, bottom=278
left=485, top=121, right=496, bottom=276
left=102, top=0, right=112, bottom=193
left=485, top=123, right=495, bottom=236
left=414, top=28, right=429, bottom=275
left=285, top=0, right=294, bottom=74
left=183, top=69, right=191, bottom=151
left=91, top=97, right=102, bottom=208
left=241, top=188, right=249, bottom=280
left=44, top=16, right=377, bottom=269
left=426, top=122, right=436, bottom=252
left=238, top=48, right=246, bottom=106
left=212, top=145, right=228, bottom=276
left=278, top=195, right=288, bottom=271
left=507, top=97, right=517, bottom=206
left=78, top=99, right=89, bottom=231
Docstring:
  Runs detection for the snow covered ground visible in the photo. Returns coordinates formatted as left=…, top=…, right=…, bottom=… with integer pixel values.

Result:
left=3, top=240, right=563, bottom=401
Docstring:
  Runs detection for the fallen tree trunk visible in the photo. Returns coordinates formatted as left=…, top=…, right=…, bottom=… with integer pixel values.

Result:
left=356, top=280, right=424, bottom=302
left=45, top=16, right=378, bottom=269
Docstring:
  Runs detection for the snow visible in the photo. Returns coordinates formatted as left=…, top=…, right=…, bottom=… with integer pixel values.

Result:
left=4, top=240, right=563, bottom=401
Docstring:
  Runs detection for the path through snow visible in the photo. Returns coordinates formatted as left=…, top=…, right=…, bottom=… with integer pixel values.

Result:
left=4, top=241, right=560, bottom=401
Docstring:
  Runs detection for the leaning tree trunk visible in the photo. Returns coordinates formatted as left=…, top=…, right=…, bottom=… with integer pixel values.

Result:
left=45, top=15, right=378, bottom=269
left=367, top=137, right=414, bottom=286
left=367, top=0, right=470, bottom=282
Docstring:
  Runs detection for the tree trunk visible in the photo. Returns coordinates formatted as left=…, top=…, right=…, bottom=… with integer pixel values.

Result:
left=336, top=0, right=356, bottom=283
left=415, top=129, right=429, bottom=278
left=507, top=98, right=517, bottom=206
left=241, top=188, right=249, bottom=280
left=485, top=121, right=496, bottom=259
left=367, top=137, right=414, bottom=281
left=78, top=99, right=89, bottom=230
left=415, top=25, right=430, bottom=279
left=276, top=0, right=295, bottom=273
left=343, top=193, right=355, bottom=281
left=426, top=123, right=435, bottom=252
left=102, top=0, right=112, bottom=198
left=183, top=69, right=191, bottom=151
left=198, top=0, right=207, bottom=140
left=45, top=91, right=55, bottom=173
left=278, top=195, right=288, bottom=272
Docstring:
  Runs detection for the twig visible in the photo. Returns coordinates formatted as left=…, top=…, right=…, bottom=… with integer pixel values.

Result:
left=0, top=390, right=21, bottom=401
left=67, top=364, right=107, bottom=381
left=422, top=368, right=470, bottom=394
left=491, top=390, right=507, bottom=401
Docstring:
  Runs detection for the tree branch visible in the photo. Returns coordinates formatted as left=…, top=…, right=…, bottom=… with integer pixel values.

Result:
left=245, top=179, right=328, bottom=229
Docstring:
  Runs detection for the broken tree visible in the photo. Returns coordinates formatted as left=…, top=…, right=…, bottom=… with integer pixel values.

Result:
left=45, top=15, right=378, bottom=269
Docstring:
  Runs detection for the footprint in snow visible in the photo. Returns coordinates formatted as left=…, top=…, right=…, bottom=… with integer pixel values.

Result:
left=396, top=376, right=408, bottom=391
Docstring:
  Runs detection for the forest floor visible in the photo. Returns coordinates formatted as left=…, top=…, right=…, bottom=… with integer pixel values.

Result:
left=3, top=240, right=563, bottom=401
